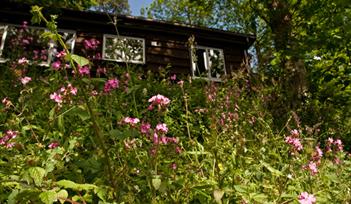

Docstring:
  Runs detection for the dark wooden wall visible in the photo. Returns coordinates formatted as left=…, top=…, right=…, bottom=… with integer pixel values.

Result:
left=0, top=0, right=255, bottom=76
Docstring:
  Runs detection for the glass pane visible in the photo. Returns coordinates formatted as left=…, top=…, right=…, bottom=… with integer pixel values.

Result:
left=104, top=36, right=124, bottom=61
left=209, top=49, right=225, bottom=79
left=3, top=25, right=50, bottom=65
left=123, top=38, right=144, bottom=63
left=193, top=48, right=207, bottom=77
left=104, top=36, right=144, bottom=63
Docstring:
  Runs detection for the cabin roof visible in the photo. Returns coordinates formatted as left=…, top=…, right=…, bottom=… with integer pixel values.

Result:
left=0, top=0, right=255, bottom=49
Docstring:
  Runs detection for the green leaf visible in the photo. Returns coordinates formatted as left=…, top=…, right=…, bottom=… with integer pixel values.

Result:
left=260, top=161, right=283, bottom=176
left=95, top=187, right=107, bottom=202
left=213, top=189, right=224, bottom=204
left=56, top=190, right=68, bottom=204
left=75, top=106, right=90, bottom=121
left=71, top=54, right=89, bottom=67
left=77, top=183, right=97, bottom=191
left=56, top=180, right=78, bottom=189
left=252, top=193, right=267, bottom=202
left=41, top=31, right=57, bottom=41
left=56, top=180, right=97, bottom=191
left=39, top=191, right=57, bottom=204
left=30, top=6, right=42, bottom=24
left=109, top=129, right=123, bottom=138
left=152, top=176, right=161, bottom=190
left=8, top=190, right=18, bottom=204
left=58, top=115, right=64, bottom=131
left=28, top=167, right=46, bottom=186
left=49, top=107, right=56, bottom=121
left=234, top=185, right=247, bottom=193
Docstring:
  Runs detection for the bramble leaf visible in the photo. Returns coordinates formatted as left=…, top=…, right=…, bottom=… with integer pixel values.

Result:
left=28, top=167, right=46, bottom=186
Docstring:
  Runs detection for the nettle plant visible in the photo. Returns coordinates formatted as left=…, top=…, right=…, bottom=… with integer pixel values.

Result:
left=0, top=5, right=351, bottom=204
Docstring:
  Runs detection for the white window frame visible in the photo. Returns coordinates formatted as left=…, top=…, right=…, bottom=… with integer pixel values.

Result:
left=0, top=23, right=76, bottom=66
left=190, top=45, right=226, bottom=82
left=0, top=25, right=8, bottom=63
left=102, top=34, right=145, bottom=64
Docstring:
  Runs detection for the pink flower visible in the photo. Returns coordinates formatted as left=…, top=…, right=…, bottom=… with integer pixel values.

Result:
left=334, top=157, right=341, bottom=165
left=5, top=142, right=16, bottom=148
left=56, top=51, right=66, bottom=58
left=6, top=130, right=18, bottom=139
left=153, top=132, right=159, bottom=144
left=177, top=80, right=184, bottom=87
left=91, top=90, right=98, bottom=96
left=156, top=123, right=168, bottom=134
left=303, top=161, right=318, bottom=175
left=175, top=146, right=182, bottom=154
left=21, top=21, right=28, bottom=29
left=22, top=38, right=30, bottom=45
left=148, top=94, right=170, bottom=110
left=298, top=192, right=316, bottom=204
left=140, top=122, right=151, bottom=134
left=78, top=66, right=90, bottom=76
left=83, top=38, right=100, bottom=50
left=51, top=61, right=61, bottom=70
left=21, top=76, right=32, bottom=85
left=40, top=50, right=48, bottom=60
left=50, top=92, right=63, bottom=105
left=312, top=146, right=323, bottom=161
left=67, top=84, right=77, bottom=95
left=48, top=141, right=59, bottom=149
left=327, top=137, right=334, bottom=144
left=160, top=136, right=168, bottom=144
left=104, top=78, right=119, bottom=93
left=96, top=67, right=107, bottom=76
left=0, top=130, right=18, bottom=148
left=18, top=57, right=29, bottom=65
left=326, top=138, right=344, bottom=153
left=170, top=162, right=177, bottom=170
left=170, top=74, right=176, bottom=81
left=290, top=129, right=300, bottom=137
left=2, top=97, right=11, bottom=107
left=123, top=117, right=140, bottom=125
left=285, top=136, right=303, bottom=152
left=334, top=139, right=343, bottom=151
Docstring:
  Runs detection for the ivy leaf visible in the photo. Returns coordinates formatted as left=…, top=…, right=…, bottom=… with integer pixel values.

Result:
left=28, top=167, right=46, bottom=186
left=39, top=191, right=57, bottom=204
left=71, top=54, right=89, bottom=67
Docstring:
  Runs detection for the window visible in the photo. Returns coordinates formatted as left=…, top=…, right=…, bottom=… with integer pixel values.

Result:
left=0, top=25, right=8, bottom=62
left=50, top=29, right=76, bottom=62
left=103, top=34, right=145, bottom=64
left=3, top=24, right=51, bottom=65
left=191, top=46, right=226, bottom=81
left=0, top=24, right=76, bottom=65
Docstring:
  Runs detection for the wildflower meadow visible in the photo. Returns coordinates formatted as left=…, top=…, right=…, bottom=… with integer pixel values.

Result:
left=0, top=6, right=350, bottom=204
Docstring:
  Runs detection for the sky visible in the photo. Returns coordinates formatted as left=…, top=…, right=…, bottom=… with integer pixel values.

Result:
left=129, top=0, right=153, bottom=16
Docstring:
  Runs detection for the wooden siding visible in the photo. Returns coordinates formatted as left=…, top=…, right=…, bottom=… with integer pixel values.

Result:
left=0, top=0, right=255, bottom=76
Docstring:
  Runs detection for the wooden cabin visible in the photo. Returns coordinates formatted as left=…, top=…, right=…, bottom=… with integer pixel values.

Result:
left=0, top=1, right=255, bottom=81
